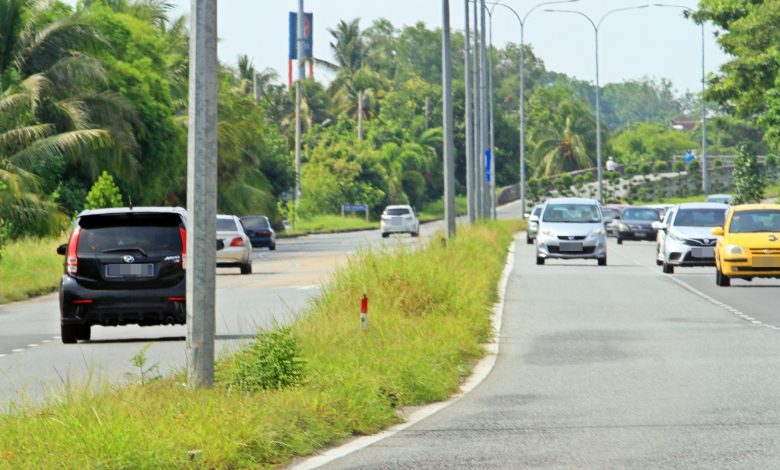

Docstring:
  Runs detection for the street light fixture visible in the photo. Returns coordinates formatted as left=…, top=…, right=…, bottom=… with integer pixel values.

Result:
left=487, top=0, right=578, bottom=218
left=654, top=3, right=708, bottom=194
left=545, top=5, right=649, bottom=204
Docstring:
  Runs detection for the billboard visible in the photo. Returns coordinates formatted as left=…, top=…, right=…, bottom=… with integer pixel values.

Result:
left=288, top=12, right=313, bottom=60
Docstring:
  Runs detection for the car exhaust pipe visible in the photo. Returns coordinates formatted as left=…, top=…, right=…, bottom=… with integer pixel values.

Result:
left=163, top=315, right=175, bottom=325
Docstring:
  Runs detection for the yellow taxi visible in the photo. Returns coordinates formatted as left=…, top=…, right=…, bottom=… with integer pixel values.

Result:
left=712, top=204, right=780, bottom=287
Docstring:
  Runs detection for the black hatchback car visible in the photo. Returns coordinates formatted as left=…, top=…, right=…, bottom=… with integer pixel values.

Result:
left=57, top=207, right=187, bottom=343
left=240, top=215, right=276, bottom=250
left=615, top=206, right=661, bottom=244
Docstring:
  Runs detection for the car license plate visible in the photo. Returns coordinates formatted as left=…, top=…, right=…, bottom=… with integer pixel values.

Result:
left=559, top=242, right=583, bottom=252
left=691, top=247, right=714, bottom=258
left=105, top=263, right=154, bottom=278
left=753, top=256, right=780, bottom=268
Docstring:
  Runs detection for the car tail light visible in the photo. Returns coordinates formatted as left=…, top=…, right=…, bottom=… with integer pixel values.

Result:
left=179, top=227, right=187, bottom=269
left=66, top=226, right=81, bottom=276
left=230, top=237, right=245, bottom=247
left=258, top=230, right=270, bottom=236
left=72, top=299, right=92, bottom=305
left=168, top=297, right=186, bottom=302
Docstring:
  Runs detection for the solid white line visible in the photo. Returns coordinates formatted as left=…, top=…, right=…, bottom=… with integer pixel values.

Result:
left=290, top=234, right=519, bottom=470
left=11, top=349, right=24, bottom=353
left=27, top=344, right=38, bottom=348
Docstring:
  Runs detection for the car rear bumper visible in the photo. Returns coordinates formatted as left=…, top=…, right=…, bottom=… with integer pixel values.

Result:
left=216, top=246, right=251, bottom=264
left=248, top=236, right=274, bottom=247
left=381, top=223, right=417, bottom=233
left=60, top=276, right=186, bottom=326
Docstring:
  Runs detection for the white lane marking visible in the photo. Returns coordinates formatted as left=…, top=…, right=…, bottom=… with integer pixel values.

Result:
left=11, top=349, right=24, bottom=353
left=41, top=340, right=51, bottom=344
left=26, top=344, right=38, bottom=348
left=291, top=234, right=519, bottom=470
left=296, top=285, right=319, bottom=291
left=0, top=354, right=6, bottom=358
left=612, top=246, right=780, bottom=329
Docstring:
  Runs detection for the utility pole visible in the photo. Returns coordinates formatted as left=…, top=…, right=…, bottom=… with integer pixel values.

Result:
left=253, top=73, right=260, bottom=105
left=480, top=0, right=490, bottom=218
left=294, top=0, right=304, bottom=228
left=464, top=0, right=475, bottom=223
left=442, top=0, right=456, bottom=239
left=186, top=0, right=218, bottom=388
left=487, top=8, right=496, bottom=219
left=473, top=0, right=483, bottom=219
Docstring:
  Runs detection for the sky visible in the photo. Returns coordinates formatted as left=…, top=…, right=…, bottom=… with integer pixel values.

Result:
left=72, top=1, right=732, bottom=95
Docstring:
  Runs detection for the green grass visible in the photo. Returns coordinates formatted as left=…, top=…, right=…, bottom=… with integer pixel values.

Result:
left=0, top=236, right=64, bottom=304
left=418, top=196, right=468, bottom=222
left=765, top=183, right=780, bottom=199
left=0, top=221, right=521, bottom=469
left=282, top=214, right=378, bottom=236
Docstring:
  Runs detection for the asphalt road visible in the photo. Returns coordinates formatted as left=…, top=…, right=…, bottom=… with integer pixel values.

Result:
left=0, top=208, right=494, bottom=408
left=321, top=237, right=780, bottom=469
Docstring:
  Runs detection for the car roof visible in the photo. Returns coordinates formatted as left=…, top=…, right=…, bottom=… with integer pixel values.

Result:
left=706, top=193, right=732, bottom=198
left=730, top=204, right=780, bottom=211
left=676, top=202, right=730, bottom=209
left=78, top=206, right=186, bottom=218
left=385, top=205, right=412, bottom=209
left=544, top=197, right=599, bottom=205
left=217, top=214, right=238, bottom=219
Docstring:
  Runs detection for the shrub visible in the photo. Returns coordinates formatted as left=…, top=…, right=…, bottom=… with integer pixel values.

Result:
left=85, top=171, right=123, bottom=209
left=219, top=326, right=306, bottom=391
left=733, top=143, right=765, bottom=204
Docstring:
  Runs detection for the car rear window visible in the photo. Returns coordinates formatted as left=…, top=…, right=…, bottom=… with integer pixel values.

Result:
left=386, top=208, right=410, bottom=216
left=217, top=218, right=238, bottom=231
left=533, top=206, right=542, bottom=216
left=241, top=217, right=269, bottom=229
left=77, top=213, right=183, bottom=254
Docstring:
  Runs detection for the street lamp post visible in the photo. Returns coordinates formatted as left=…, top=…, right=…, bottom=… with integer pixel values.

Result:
left=545, top=5, right=649, bottom=204
left=654, top=3, right=708, bottom=194
left=488, top=0, right=578, bottom=219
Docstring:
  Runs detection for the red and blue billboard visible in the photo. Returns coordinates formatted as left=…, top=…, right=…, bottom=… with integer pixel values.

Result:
left=289, top=12, right=313, bottom=60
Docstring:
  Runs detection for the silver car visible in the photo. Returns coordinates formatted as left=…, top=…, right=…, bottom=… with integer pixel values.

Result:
left=653, top=202, right=728, bottom=274
left=526, top=204, right=543, bottom=244
left=535, top=197, right=608, bottom=266
left=381, top=205, right=419, bottom=238
left=216, top=214, right=253, bottom=274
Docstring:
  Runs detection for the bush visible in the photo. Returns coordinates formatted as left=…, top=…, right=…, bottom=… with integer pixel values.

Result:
left=219, top=326, right=306, bottom=391
left=653, top=161, right=668, bottom=173
left=733, top=143, right=765, bottom=204
left=639, top=163, right=652, bottom=175
left=85, top=171, right=123, bottom=209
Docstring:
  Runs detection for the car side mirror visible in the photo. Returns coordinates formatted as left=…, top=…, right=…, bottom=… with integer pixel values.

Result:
left=711, top=227, right=724, bottom=236
left=529, top=215, right=539, bottom=223
left=57, top=244, right=67, bottom=255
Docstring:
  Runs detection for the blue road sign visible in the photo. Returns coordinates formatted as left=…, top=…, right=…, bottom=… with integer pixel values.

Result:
left=343, top=204, right=367, bottom=212
left=485, top=149, right=491, bottom=182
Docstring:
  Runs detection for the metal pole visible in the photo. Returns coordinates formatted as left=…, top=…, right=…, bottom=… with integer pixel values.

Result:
left=519, top=25, right=526, bottom=217
left=186, top=0, right=218, bottom=388
left=253, top=73, right=259, bottom=105
left=473, top=0, right=483, bottom=219
left=294, top=0, right=304, bottom=229
left=442, top=0, right=456, bottom=238
left=594, top=30, right=602, bottom=203
left=464, top=0, right=475, bottom=223
left=700, top=21, right=708, bottom=194
left=488, top=9, right=496, bottom=219
left=479, top=0, right=490, bottom=218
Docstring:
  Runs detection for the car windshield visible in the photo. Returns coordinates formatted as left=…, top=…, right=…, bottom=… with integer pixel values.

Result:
left=673, top=208, right=726, bottom=227
left=622, top=208, right=659, bottom=221
left=242, top=217, right=270, bottom=229
left=601, top=208, right=620, bottom=219
left=542, top=203, right=601, bottom=223
left=386, top=208, right=410, bottom=216
left=217, top=218, right=238, bottom=231
left=728, top=210, right=780, bottom=233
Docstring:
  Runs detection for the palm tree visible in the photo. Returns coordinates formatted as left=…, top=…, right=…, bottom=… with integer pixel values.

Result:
left=530, top=116, right=593, bottom=177
left=0, top=0, right=139, bottom=235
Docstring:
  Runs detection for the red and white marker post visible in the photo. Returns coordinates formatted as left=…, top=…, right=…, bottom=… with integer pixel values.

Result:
left=360, top=294, right=368, bottom=330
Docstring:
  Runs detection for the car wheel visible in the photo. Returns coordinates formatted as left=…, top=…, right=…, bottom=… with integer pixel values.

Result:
left=536, top=256, right=545, bottom=265
left=382, top=233, right=389, bottom=238
left=77, top=325, right=91, bottom=341
left=61, top=324, right=78, bottom=344
left=655, top=259, right=663, bottom=266
left=716, top=268, right=731, bottom=287
left=526, top=235, right=533, bottom=245
left=240, top=261, right=252, bottom=275
left=269, top=243, right=276, bottom=251
left=598, top=256, right=607, bottom=266
left=662, top=262, right=674, bottom=274
left=617, top=237, right=623, bottom=245
left=411, top=231, right=419, bottom=237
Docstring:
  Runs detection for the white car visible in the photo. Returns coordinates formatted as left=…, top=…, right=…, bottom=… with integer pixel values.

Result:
left=526, top=204, right=543, bottom=244
left=216, top=214, right=253, bottom=274
left=653, top=202, right=729, bottom=274
left=535, top=197, right=608, bottom=266
left=381, top=205, right=419, bottom=238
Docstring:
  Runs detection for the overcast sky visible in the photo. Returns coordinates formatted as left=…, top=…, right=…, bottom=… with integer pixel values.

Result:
left=72, top=0, right=732, bottom=94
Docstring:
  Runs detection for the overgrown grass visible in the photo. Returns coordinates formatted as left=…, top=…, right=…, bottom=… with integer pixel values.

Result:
left=0, top=236, right=64, bottom=304
left=765, top=183, right=780, bottom=199
left=282, top=214, right=378, bottom=236
left=0, top=221, right=520, bottom=469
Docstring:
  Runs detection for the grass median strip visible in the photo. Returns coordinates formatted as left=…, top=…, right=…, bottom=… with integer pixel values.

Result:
left=0, top=221, right=521, bottom=469
left=0, top=237, right=64, bottom=304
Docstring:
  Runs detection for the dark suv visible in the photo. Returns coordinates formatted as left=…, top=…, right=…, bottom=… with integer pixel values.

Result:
left=57, top=207, right=187, bottom=344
